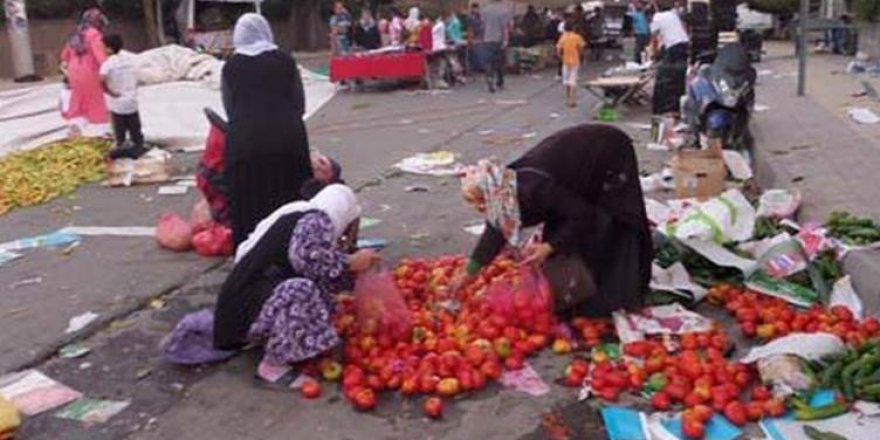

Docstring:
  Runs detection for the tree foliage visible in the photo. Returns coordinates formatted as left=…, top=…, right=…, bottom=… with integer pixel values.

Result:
left=854, top=0, right=880, bottom=21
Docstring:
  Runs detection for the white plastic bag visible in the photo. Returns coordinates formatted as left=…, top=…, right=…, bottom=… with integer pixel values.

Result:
left=669, top=189, right=756, bottom=244
left=757, top=189, right=801, bottom=218
left=829, top=275, right=864, bottom=320
left=741, top=332, right=847, bottom=364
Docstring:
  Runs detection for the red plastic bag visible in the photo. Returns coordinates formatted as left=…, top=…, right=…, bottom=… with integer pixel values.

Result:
left=190, top=198, right=213, bottom=234
left=353, top=269, right=412, bottom=341
left=156, top=212, right=192, bottom=251
left=485, top=266, right=554, bottom=331
left=192, top=223, right=233, bottom=257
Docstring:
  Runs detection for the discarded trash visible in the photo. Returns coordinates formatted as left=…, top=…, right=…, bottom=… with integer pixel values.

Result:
left=829, top=275, right=863, bottom=320
left=742, top=333, right=846, bottom=364
left=66, top=311, right=100, bottom=334
left=649, top=263, right=709, bottom=302
left=758, top=69, right=774, bottom=76
left=0, top=231, right=81, bottom=256
left=549, top=112, right=560, bottom=119
left=394, top=151, right=462, bottom=176
left=630, top=303, right=714, bottom=335
left=464, top=223, right=485, bottom=236
left=410, top=232, right=430, bottom=240
left=55, top=398, right=130, bottom=426
left=478, top=129, right=495, bottom=136
left=521, top=131, right=538, bottom=139
left=722, top=150, right=754, bottom=180
left=601, top=406, right=648, bottom=440
left=359, top=217, right=381, bottom=230
left=0, top=370, right=82, bottom=416
left=157, top=185, right=189, bottom=195
left=494, top=99, right=528, bottom=106
left=757, top=189, right=802, bottom=218
left=357, top=238, right=388, bottom=249
left=404, top=184, right=431, bottom=192
left=155, top=212, right=193, bottom=251
left=847, top=107, right=880, bottom=124
left=78, top=362, right=92, bottom=370
left=9, top=276, right=42, bottom=289
left=646, top=142, right=669, bottom=151
left=136, top=367, right=152, bottom=380
left=754, top=104, right=770, bottom=112
left=499, top=363, right=550, bottom=396
left=0, top=396, right=20, bottom=439
left=105, top=148, right=172, bottom=187
left=628, top=122, right=652, bottom=131
left=59, top=344, right=91, bottom=359
left=0, top=251, right=22, bottom=267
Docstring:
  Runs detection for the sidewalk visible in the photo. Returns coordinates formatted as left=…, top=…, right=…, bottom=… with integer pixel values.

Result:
left=751, top=43, right=880, bottom=313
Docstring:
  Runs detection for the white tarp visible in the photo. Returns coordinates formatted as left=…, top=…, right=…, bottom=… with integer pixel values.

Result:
left=0, top=45, right=335, bottom=157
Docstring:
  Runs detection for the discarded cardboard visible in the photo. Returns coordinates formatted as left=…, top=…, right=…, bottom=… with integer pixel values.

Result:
left=670, top=150, right=726, bottom=199
left=55, top=398, right=130, bottom=425
left=0, top=370, right=82, bottom=416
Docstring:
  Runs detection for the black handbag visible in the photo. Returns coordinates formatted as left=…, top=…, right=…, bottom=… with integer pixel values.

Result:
left=542, top=253, right=596, bottom=315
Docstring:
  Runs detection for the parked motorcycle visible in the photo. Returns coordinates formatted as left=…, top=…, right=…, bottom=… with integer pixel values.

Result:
left=683, top=42, right=757, bottom=154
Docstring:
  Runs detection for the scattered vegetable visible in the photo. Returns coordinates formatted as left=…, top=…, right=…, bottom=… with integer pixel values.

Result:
left=826, top=211, right=880, bottom=246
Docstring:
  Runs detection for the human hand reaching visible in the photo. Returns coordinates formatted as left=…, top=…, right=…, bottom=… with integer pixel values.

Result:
left=519, top=243, right=553, bottom=267
left=348, top=249, right=380, bottom=273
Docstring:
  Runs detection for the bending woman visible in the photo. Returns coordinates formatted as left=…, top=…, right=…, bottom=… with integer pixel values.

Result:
left=453, top=124, right=653, bottom=317
left=223, top=13, right=313, bottom=247
left=213, top=185, right=377, bottom=382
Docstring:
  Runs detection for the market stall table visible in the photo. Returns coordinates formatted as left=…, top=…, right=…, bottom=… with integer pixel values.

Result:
left=583, top=71, right=655, bottom=113
left=330, top=51, right=429, bottom=86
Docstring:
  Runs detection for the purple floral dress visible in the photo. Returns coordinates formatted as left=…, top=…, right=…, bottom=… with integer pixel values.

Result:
left=248, top=212, right=353, bottom=365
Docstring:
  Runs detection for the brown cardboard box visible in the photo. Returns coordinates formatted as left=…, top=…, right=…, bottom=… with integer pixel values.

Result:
left=671, top=149, right=726, bottom=199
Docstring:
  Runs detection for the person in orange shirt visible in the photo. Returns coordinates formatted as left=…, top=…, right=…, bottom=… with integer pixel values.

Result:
left=556, top=21, right=586, bottom=108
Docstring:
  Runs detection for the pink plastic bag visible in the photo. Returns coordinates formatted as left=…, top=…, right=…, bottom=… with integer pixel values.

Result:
left=190, top=199, right=213, bottom=234
left=192, top=223, right=233, bottom=257
left=485, top=266, right=553, bottom=327
left=156, top=212, right=193, bottom=251
left=353, top=269, right=412, bottom=341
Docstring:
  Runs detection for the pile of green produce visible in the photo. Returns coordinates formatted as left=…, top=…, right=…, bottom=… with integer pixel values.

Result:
left=0, top=138, right=111, bottom=216
left=813, top=341, right=880, bottom=402
left=655, top=237, right=743, bottom=286
left=826, top=211, right=880, bottom=246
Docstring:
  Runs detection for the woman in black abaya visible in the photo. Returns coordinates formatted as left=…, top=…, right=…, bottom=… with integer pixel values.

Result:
left=222, top=13, right=313, bottom=247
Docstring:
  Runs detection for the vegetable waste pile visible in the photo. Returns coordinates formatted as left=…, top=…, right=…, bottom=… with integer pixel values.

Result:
left=284, top=254, right=880, bottom=439
left=0, top=138, right=111, bottom=216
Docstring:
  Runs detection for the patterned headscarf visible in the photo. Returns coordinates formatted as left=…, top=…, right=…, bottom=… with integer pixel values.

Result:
left=67, top=8, right=108, bottom=56
left=462, top=159, right=523, bottom=247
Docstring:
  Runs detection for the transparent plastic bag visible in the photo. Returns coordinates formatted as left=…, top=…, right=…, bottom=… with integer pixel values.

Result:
left=485, top=266, right=553, bottom=328
left=353, top=268, right=412, bottom=341
left=192, top=223, right=233, bottom=257
left=190, top=198, right=213, bottom=234
left=156, top=212, right=192, bottom=251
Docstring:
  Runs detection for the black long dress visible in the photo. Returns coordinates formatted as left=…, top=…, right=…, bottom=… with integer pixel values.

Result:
left=470, top=124, right=653, bottom=317
left=222, top=50, right=313, bottom=247
left=214, top=211, right=308, bottom=350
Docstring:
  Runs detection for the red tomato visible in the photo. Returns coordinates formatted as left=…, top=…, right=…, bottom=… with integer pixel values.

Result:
left=751, top=385, right=771, bottom=401
left=423, top=397, right=443, bottom=419
left=692, top=404, right=713, bottom=423
left=746, top=401, right=765, bottom=421
left=723, top=401, right=748, bottom=426
left=682, top=417, right=705, bottom=439
left=301, top=380, right=322, bottom=399
left=352, top=387, right=377, bottom=411
left=651, top=392, right=672, bottom=410
left=764, top=398, right=786, bottom=417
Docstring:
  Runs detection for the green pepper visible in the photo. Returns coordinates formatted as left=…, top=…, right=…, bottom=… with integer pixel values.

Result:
left=842, top=356, right=867, bottom=399
left=822, top=360, right=846, bottom=388
left=794, top=402, right=851, bottom=421
left=646, top=372, right=667, bottom=392
left=804, top=425, right=849, bottom=440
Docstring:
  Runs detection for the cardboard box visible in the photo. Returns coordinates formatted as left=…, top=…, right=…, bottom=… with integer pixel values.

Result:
left=671, top=150, right=726, bottom=199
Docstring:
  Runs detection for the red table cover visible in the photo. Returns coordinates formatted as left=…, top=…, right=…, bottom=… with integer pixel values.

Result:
left=330, top=52, right=427, bottom=82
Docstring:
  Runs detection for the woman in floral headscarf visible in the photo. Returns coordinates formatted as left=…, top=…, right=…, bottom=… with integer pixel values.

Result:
left=60, top=7, right=110, bottom=136
left=453, top=124, right=653, bottom=317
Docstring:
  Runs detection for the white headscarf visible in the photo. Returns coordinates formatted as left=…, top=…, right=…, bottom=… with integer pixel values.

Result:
left=405, top=7, right=421, bottom=32
left=233, top=13, right=278, bottom=57
left=310, top=184, right=362, bottom=240
left=233, top=184, right=361, bottom=263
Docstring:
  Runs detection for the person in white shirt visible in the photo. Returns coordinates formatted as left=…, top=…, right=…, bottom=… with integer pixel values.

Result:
left=100, top=34, right=145, bottom=159
left=648, top=2, right=689, bottom=115
left=432, top=17, right=447, bottom=52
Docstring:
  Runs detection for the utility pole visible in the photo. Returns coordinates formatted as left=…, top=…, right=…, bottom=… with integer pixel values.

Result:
left=3, top=0, right=38, bottom=82
left=797, top=0, right=808, bottom=96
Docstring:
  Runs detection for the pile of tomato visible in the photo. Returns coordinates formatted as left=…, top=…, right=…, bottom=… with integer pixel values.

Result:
left=325, top=255, right=558, bottom=417
left=708, top=284, right=880, bottom=345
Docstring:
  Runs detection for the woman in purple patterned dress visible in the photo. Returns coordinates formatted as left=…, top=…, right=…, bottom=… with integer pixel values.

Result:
left=213, top=184, right=378, bottom=384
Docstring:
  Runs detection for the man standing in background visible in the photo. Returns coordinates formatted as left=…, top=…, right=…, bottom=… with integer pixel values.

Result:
left=630, top=1, right=650, bottom=63
left=481, top=0, right=512, bottom=93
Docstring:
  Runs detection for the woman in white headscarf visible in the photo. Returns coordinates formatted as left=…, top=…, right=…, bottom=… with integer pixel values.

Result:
left=404, top=6, right=422, bottom=45
left=222, top=13, right=314, bottom=249
left=214, top=184, right=379, bottom=383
